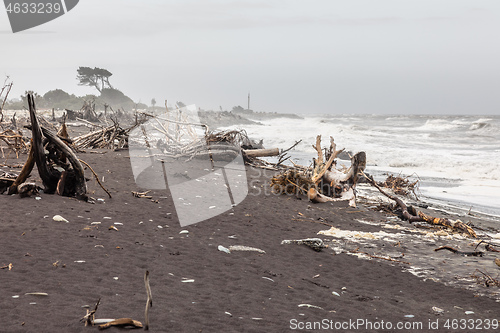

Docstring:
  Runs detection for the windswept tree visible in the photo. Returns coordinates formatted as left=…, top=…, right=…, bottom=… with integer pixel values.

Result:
left=76, top=67, right=113, bottom=93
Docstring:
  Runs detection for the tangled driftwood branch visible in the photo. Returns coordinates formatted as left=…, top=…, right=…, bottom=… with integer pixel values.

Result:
left=472, top=269, right=500, bottom=288
left=378, top=173, right=420, bottom=198
left=364, top=172, right=476, bottom=238
left=0, top=129, right=28, bottom=158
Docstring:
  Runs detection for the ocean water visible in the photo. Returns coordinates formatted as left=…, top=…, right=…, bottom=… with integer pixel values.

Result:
left=226, top=114, right=500, bottom=220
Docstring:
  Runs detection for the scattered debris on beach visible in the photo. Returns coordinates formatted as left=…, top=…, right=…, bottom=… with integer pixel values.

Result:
left=471, top=269, right=500, bottom=288
left=281, top=238, right=327, bottom=252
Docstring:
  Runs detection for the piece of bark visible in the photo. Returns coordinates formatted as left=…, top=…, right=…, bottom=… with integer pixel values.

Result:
left=56, top=171, right=68, bottom=196
left=8, top=143, right=35, bottom=195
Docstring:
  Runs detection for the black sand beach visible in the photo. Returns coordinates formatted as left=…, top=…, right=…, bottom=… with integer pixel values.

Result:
left=1, top=125, right=499, bottom=333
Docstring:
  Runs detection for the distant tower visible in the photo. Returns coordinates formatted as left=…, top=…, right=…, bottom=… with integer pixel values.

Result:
left=247, top=92, right=250, bottom=110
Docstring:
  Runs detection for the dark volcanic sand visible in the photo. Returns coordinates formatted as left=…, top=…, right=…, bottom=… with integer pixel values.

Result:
left=1, top=142, right=499, bottom=332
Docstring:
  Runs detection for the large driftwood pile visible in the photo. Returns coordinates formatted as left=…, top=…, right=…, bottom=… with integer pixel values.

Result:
left=131, top=110, right=277, bottom=163
left=270, top=136, right=366, bottom=208
left=73, top=122, right=132, bottom=150
left=65, top=99, right=100, bottom=122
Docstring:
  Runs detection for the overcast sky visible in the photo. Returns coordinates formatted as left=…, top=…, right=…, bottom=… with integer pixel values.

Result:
left=1, top=0, right=499, bottom=114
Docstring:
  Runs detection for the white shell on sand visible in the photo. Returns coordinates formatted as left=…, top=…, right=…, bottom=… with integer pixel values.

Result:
left=53, top=215, right=69, bottom=223
left=432, top=306, right=444, bottom=313
left=218, top=245, right=231, bottom=254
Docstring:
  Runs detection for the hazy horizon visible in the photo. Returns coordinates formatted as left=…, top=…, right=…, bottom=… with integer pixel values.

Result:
left=2, top=1, right=499, bottom=115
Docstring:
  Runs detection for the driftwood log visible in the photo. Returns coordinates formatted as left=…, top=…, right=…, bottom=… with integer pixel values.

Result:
left=242, top=148, right=279, bottom=158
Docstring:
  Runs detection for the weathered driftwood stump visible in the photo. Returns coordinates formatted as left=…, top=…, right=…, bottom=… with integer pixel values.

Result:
left=308, top=136, right=366, bottom=207
left=14, top=94, right=88, bottom=200
left=271, top=135, right=366, bottom=208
